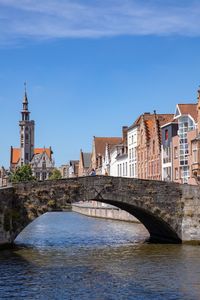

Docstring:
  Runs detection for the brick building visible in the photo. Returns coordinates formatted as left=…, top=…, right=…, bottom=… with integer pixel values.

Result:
left=170, top=92, right=200, bottom=184
left=91, top=136, right=122, bottom=175
left=78, top=150, right=91, bottom=176
left=133, top=112, right=173, bottom=180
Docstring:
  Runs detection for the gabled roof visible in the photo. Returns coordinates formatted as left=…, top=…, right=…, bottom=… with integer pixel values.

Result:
left=10, top=148, right=21, bottom=165
left=94, top=137, right=122, bottom=156
left=128, top=113, right=174, bottom=139
left=10, top=147, right=52, bottom=165
left=34, top=148, right=52, bottom=158
left=31, top=150, right=52, bottom=165
left=145, top=114, right=173, bottom=140
left=128, top=113, right=174, bottom=131
left=175, top=104, right=197, bottom=122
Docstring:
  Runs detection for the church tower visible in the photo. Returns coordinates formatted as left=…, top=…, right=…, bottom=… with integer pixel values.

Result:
left=19, top=84, right=35, bottom=166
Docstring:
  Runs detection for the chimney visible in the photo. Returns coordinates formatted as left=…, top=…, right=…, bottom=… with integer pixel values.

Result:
left=122, top=126, right=128, bottom=143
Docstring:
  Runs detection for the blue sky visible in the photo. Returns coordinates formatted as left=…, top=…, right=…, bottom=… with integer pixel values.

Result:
left=1, top=0, right=200, bottom=167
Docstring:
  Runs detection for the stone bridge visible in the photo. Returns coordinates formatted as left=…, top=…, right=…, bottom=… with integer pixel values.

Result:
left=0, top=176, right=200, bottom=247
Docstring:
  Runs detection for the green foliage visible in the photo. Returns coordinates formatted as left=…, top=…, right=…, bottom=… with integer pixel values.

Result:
left=49, top=169, right=62, bottom=180
left=47, top=199, right=56, bottom=208
left=10, top=165, right=35, bottom=183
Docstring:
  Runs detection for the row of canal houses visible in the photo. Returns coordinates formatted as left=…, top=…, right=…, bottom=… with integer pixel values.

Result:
left=64, top=88, right=200, bottom=185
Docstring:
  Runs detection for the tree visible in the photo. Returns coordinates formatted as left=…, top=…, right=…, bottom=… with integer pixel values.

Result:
left=10, top=165, right=35, bottom=183
left=49, top=168, right=62, bottom=180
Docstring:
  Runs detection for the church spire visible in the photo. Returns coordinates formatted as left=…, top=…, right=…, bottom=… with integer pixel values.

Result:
left=19, top=83, right=35, bottom=166
left=21, top=82, right=30, bottom=121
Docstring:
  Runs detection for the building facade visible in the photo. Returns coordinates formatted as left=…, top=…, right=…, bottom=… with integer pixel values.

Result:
left=161, top=121, right=178, bottom=181
left=91, top=136, right=122, bottom=175
left=69, top=160, right=79, bottom=177
left=172, top=103, right=197, bottom=184
left=78, top=150, right=91, bottom=176
left=59, top=164, right=70, bottom=178
left=133, top=112, right=173, bottom=180
left=30, top=148, right=54, bottom=180
left=0, top=167, right=8, bottom=187
left=127, top=125, right=138, bottom=178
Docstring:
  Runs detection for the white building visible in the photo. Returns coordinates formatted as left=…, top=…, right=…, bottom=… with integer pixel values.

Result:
left=30, top=149, right=55, bottom=181
left=127, top=124, right=138, bottom=178
left=104, top=143, right=128, bottom=177
left=102, top=127, right=128, bottom=178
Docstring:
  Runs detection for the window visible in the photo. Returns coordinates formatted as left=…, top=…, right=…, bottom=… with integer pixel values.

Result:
left=165, top=129, right=169, bottom=141
left=153, top=140, right=155, bottom=155
left=141, top=130, right=143, bottom=144
left=129, top=149, right=131, bottom=160
left=181, top=166, right=189, bottom=183
left=132, top=164, right=134, bottom=177
left=174, top=147, right=178, bottom=159
left=25, top=153, right=29, bottom=160
left=42, top=172, right=47, bottom=181
left=175, top=168, right=179, bottom=180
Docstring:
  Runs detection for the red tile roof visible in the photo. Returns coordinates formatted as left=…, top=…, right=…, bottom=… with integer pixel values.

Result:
left=11, top=148, right=21, bottom=165
left=129, top=113, right=174, bottom=129
left=34, top=148, right=51, bottom=158
left=94, top=137, right=122, bottom=156
left=11, top=147, right=52, bottom=165
left=177, top=104, right=197, bottom=122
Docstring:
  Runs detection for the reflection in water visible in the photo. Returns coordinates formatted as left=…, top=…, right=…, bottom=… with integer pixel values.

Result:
left=0, top=212, right=199, bottom=300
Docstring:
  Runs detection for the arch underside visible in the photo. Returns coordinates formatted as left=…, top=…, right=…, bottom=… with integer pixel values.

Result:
left=91, top=199, right=182, bottom=244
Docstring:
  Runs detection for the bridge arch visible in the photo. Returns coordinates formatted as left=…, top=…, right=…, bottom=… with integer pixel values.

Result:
left=9, top=176, right=185, bottom=244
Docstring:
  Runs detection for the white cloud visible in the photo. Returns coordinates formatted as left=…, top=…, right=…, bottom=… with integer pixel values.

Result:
left=0, top=0, right=200, bottom=45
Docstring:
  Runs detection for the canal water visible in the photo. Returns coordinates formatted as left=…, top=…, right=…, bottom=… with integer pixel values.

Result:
left=0, top=212, right=200, bottom=300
